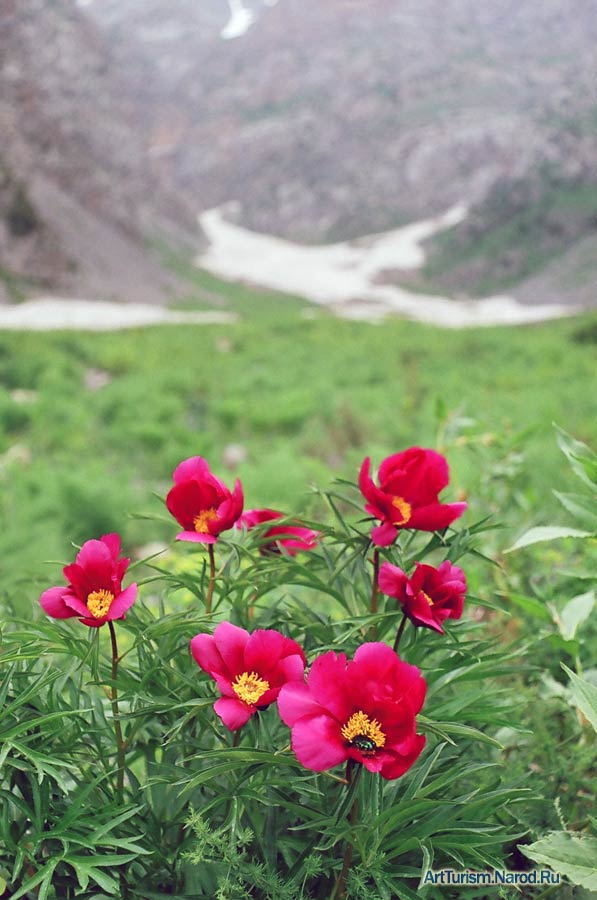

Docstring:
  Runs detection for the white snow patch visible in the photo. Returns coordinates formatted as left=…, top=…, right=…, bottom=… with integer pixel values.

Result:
left=196, top=205, right=578, bottom=328
left=221, top=0, right=256, bottom=40
left=0, top=299, right=237, bottom=332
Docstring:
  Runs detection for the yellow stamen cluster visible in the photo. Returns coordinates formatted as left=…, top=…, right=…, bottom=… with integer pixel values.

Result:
left=232, top=671, right=270, bottom=706
left=421, top=590, right=435, bottom=607
left=193, top=507, right=218, bottom=533
left=86, top=589, right=114, bottom=619
left=341, top=710, right=386, bottom=751
left=391, top=495, right=412, bottom=526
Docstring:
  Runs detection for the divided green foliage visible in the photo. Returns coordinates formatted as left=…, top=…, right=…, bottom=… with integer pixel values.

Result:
left=1, top=269, right=596, bottom=895
left=2, top=475, right=529, bottom=899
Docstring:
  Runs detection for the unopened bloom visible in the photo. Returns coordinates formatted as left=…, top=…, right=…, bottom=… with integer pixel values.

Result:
left=278, top=643, right=426, bottom=780
left=379, top=560, right=466, bottom=634
left=166, top=456, right=243, bottom=544
left=237, top=508, right=319, bottom=555
left=359, top=447, right=467, bottom=546
left=39, top=533, right=137, bottom=628
left=190, top=622, right=306, bottom=730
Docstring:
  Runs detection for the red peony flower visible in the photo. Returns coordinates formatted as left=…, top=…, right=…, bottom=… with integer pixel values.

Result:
left=39, top=533, right=138, bottom=628
left=359, top=447, right=467, bottom=546
left=190, top=622, right=306, bottom=731
left=166, top=456, right=243, bottom=544
left=379, top=560, right=467, bottom=634
left=237, top=508, right=319, bottom=555
left=278, top=643, right=426, bottom=780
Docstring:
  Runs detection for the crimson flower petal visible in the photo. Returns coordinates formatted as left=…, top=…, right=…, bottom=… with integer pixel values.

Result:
left=172, top=456, right=212, bottom=484
left=39, top=533, right=136, bottom=628
left=245, top=629, right=305, bottom=675
left=213, top=622, right=249, bottom=676
left=39, top=587, right=77, bottom=619
left=359, top=447, right=466, bottom=545
left=214, top=697, right=254, bottom=731
left=278, top=682, right=326, bottom=727
left=190, top=633, right=225, bottom=677
left=379, top=734, right=426, bottom=780
left=408, top=501, right=468, bottom=531
left=407, top=591, right=443, bottom=632
left=100, top=532, right=122, bottom=559
left=290, top=714, right=347, bottom=772
left=108, top=583, right=138, bottom=620
left=371, top=523, right=398, bottom=546
left=175, top=530, right=218, bottom=544
left=306, top=651, right=351, bottom=723
left=378, top=562, right=408, bottom=600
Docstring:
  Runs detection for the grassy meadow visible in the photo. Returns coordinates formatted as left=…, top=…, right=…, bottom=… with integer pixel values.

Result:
left=2, top=270, right=597, bottom=894
left=1, top=270, right=596, bottom=615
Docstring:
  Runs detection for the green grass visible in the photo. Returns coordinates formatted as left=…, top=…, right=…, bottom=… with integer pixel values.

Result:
left=424, top=180, right=597, bottom=295
left=1, top=268, right=596, bottom=612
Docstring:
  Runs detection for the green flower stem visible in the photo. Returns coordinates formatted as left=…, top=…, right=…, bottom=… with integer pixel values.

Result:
left=370, top=549, right=380, bottom=614
left=393, top=612, right=408, bottom=652
left=369, top=548, right=380, bottom=638
left=108, top=620, right=126, bottom=804
left=333, top=759, right=359, bottom=900
left=206, top=543, right=216, bottom=614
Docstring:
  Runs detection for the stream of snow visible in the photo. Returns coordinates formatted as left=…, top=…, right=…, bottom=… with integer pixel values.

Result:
left=0, top=300, right=236, bottom=331
left=221, top=0, right=256, bottom=40
left=196, top=205, right=578, bottom=328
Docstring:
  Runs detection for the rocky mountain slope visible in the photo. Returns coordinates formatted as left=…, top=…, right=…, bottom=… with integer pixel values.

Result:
left=87, top=0, right=597, bottom=247
left=3, top=0, right=596, bottom=304
left=0, top=0, right=199, bottom=304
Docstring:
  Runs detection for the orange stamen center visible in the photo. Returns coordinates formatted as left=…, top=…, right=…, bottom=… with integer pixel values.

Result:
left=391, top=496, right=412, bottom=526
left=421, top=590, right=435, bottom=607
left=86, top=589, right=114, bottom=619
left=341, top=710, right=386, bottom=754
left=193, top=507, right=218, bottom=533
left=232, top=671, right=270, bottom=706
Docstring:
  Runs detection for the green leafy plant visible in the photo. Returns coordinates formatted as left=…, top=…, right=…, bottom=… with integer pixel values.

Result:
left=1, top=446, right=534, bottom=899
left=507, top=428, right=596, bottom=888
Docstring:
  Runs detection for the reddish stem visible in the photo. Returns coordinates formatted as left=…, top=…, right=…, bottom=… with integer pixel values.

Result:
left=108, top=621, right=126, bottom=804
left=369, top=548, right=380, bottom=638
left=393, top=612, right=408, bottom=653
left=206, top=543, right=216, bottom=614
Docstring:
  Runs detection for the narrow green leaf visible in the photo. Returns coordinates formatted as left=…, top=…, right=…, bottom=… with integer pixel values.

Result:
left=502, top=591, right=551, bottom=622
left=418, top=842, right=434, bottom=890
left=557, top=591, right=595, bottom=641
left=553, top=491, right=597, bottom=527
left=418, top=718, right=503, bottom=748
left=555, top=425, right=597, bottom=488
left=562, top=664, right=597, bottom=732
left=8, top=859, right=59, bottom=900
left=506, top=525, right=594, bottom=552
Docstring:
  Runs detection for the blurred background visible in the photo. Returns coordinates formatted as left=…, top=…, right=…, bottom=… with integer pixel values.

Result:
left=1, top=0, right=596, bottom=602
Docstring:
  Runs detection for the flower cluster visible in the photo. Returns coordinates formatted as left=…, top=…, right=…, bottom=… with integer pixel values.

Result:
left=39, top=446, right=468, bottom=783
left=379, top=559, right=467, bottom=634
left=40, top=533, right=137, bottom=628
left=237, top=508, right=319, bottom=555
left=278, top=643, right=426, bottom=780
left=359, top=447, right=467, bottom=546
left=190, top=622, right=306, bottom=730
left=166, top=456, right=244, bottom=544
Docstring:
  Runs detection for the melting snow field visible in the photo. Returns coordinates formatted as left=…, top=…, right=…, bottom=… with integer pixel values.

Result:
left=0, top=300, right=236, bottom=331
left=221, top=0, right=280, bottom=40
left=221, top=0, right=256, bottom=40
left=197, top=206, right=577, bottom=328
